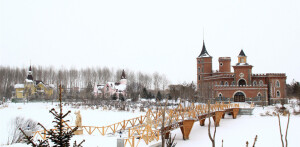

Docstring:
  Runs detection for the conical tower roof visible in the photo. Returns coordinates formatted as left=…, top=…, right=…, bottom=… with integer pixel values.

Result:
left=121, top=69, right=126, bottom=79
left=198, top=40, right=211, bottom=58
left=239, top=49, right=246, bottom=56
left=26, top=65, right=33, bottom=81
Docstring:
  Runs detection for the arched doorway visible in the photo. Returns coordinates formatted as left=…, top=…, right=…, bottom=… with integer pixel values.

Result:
left=238, top=79, right=246, bottom=86
left=234, top=92, right=245, bottom=102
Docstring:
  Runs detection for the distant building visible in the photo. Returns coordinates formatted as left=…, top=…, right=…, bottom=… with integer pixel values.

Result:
left=197, top=41, right=286, bottom=104
left=14, top=66, right=55, bottom=98
left=94, top=70, right=127, bottom=98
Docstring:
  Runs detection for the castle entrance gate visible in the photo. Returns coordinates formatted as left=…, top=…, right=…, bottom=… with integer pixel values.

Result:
left=234, top=92, right=245, bottom=102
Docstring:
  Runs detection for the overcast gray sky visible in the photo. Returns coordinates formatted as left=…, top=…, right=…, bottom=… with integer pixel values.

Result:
left=1, top=0, right=299, bottom=84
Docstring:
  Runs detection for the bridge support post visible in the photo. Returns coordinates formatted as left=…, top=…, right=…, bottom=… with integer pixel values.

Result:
left=213, top=111, right=224, bottom=127
left=231, top=108, right=239, bottom=119
left=165, top=131, right=170, bottom=139
left=198, top=114, right=207, bottom=126
left=180, top=120, right=195, bottom=140
left=222, top=112, right=225, bottom=119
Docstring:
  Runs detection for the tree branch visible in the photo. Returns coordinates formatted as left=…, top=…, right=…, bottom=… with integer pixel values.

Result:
left=277, top=114, right=284, bottom=147
left=285, top=113, right=290, bottom=147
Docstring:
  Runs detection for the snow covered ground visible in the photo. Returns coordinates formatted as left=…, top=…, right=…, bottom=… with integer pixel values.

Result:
left=0, top=102, right=299, bottom=147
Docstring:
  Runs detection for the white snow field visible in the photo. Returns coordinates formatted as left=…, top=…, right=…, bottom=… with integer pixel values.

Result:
left=0, top=102, right=299, bottom=147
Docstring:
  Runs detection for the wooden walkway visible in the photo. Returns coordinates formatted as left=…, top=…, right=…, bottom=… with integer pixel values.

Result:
left=32, top=102, right=240, bottom=147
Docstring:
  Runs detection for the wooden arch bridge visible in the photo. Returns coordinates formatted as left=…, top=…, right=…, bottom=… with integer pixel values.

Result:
left=32, top=102, right=240, bottom=147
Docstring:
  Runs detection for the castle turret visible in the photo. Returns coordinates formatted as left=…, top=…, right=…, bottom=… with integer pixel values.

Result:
left=218, top=57, right=231, bottom=73
left=238, top=49, right=247, bottom=64
left=233, top=50, right=253, bottom=86
left=120, top=69, right=127, bottom=85
left=196, top=40, right=212, bottom=90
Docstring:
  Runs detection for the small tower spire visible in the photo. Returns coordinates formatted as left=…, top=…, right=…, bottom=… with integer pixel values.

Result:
left=198, top=40, right=211, bottom=58
left=27, top=65, right=33, bottom=81
left=238, top=49, right=247, bottom=64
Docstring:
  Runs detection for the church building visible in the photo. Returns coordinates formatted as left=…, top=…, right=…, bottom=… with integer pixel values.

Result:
left=14, top=66, right=55, bottom=99
left=94, top=69, right=127, bottom=98
left=196, top=41, right=286, bottom=105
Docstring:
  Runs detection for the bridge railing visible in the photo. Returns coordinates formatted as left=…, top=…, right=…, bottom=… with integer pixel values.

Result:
left=32, top=102, right=240, bottom=146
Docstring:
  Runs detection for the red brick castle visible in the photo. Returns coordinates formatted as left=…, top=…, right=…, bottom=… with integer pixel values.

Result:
left=196, top=41, right=286, bottom=105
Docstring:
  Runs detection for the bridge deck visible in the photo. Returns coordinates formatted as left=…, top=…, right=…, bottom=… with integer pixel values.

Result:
left=32, top=102, right=242, bottom=147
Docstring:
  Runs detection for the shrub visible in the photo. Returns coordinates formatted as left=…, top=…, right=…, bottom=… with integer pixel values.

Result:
left=8, top=117, right=39, bottom=144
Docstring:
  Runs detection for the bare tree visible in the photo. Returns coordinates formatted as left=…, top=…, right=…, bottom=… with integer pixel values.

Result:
left=162, top=74, right=169, bottom=97
left=161, top=100, right=168, bottom=147
left=8, top=117, right=39, bottom=144
left=278, top=113, right=290, bottom=147
left=207, top=100, right=216, bottom=147
left=153, top=72, right=162, bottom=93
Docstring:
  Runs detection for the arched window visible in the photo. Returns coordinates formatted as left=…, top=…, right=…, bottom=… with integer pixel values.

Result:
left=257, top=93, right=262, bottom=100
left=225, top=81, right=228, bottom=86
left=198, top=67, right=200, bottom=72
left=276, top=91, right=280, bottom=97
left=220, top=81, right=224, bottom=85
left=259, top=80, right=264, bottom=86
left=276, top=80, right=280, bottom=88
left=231, top=81, right=235, bottom=85
left=238, top=79, right=246, bottom=86
left=253, top=80, right=257, bottom=86
left=218, top=93, right=223, bottom=98
left=198, top=75, right=201, bottom=80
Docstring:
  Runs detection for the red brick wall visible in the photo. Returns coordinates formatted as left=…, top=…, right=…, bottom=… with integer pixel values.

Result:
left=219, top=57, right=231, bottom=73
left=233, top=65, right=253, bottom=85
left=214, top=86, right=268, bottom=99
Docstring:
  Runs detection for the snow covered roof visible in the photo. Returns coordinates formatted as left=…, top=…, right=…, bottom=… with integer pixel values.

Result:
left=115, top=84, right=126, bottom=91
left=14, top=84, right=24, bottom=89
left=49, top=84, right=55, bottom=88
left=236, top=63, right=250, bottom=66
left=107, top=82, right=115, bottom=88
left=97, top=85, right=105, bottom=89
left=198, top=40, right=211, bottom=58
left=35, top=80, right=44, bottom=85
left=25, top=79, right=33, bottom=83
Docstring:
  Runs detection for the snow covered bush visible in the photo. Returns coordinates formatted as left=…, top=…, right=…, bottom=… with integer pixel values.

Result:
left=8, top=116, right=39, bottom=144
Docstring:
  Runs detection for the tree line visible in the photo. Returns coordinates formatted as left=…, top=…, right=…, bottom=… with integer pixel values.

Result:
left=286, top=79, right=300, bottom=99
left=0, top=65, right=170, bottom=100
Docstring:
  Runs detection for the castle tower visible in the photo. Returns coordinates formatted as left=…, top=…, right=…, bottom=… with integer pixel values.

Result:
left=233, top=50, right=253, bottom=86
left=238, top=49, right=247, bottom=64
left=218, top=57, right=231, bottom=73
left=196, top=40, right=212, bottom=90
left=120, top=69, right=127, bottom=85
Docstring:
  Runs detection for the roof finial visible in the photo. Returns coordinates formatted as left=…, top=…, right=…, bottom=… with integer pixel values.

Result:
left=203, top=27, right=205, bottom=41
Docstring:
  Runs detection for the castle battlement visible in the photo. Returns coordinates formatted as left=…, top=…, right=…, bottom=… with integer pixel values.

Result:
left=214, top=84, right=268, bottom=88
left=252, top=73, right=286, bottom=77
left=219, top=57, right=231, bottom=60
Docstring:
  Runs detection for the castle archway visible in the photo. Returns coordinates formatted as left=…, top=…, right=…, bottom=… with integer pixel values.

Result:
left=238, top=79, right=246, bottom=86
left=234, top=92, right=245, bottom=102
